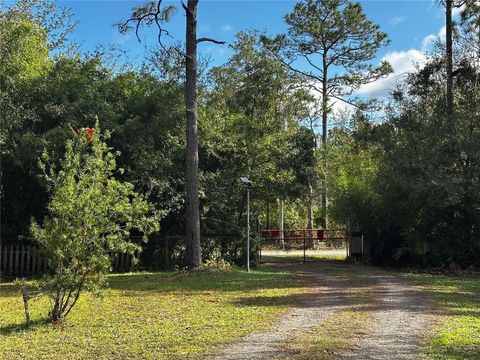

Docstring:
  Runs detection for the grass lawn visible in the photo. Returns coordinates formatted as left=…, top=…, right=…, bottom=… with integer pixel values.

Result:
left=2, top=261, right=478, bottom=360
left=0, top=267, right=307, bottom=359
left=260, top=249, right=347, bottom=262
left=403, top=272, right=480, bottom=360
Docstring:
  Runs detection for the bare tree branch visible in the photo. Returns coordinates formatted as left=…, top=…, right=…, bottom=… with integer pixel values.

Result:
left=117, top=0, right=176, bottom=51
left=196, top=37, right=225, bottom=44
left=304, top=82, right=362, bottom=109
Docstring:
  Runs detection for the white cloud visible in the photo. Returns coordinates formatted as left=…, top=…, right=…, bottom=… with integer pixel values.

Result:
left=221, top=24, right=233, bottom=33
left=438, top=25, right=446, bottom=41
left=331, top=100, right=356, bottom=116
left=304, top=82, right=355, bottom=119
left=306, top=22, right=452, bottom=104
left=304, top=48, right=428, bottom=108
left=355, top=22, right=456, bottom=98
left=389, top=16, right=407, bottom=26
left=452, top=3, right=466, bottom=16
left=356, top=49, right=428, bottom=97
left=422, top=25, right=446, bottom=50
left=421, top=34, right=437, bottom=50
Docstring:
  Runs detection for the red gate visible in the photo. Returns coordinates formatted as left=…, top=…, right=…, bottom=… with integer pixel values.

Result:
left=259, top=228, right=347, bottom=263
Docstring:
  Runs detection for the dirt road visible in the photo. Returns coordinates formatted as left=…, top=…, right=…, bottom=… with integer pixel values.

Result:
left=207, top=261, right=435, bottom=360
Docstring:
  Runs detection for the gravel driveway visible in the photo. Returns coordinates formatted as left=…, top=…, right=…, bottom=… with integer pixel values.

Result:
left=206, top=261, right=435, bottom=360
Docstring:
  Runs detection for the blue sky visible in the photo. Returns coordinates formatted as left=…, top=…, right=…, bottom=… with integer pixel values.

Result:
left=49, top=1, right=453, bottom=97
left=63, top=1, right=445, bottom=61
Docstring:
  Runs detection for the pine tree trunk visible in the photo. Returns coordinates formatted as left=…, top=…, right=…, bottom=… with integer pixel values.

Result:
left=307, top=180, right=314, bottom=247
left=307, top=183, right=313, bottom=230
left=266, top=202, right=270, bottom=229
left=446, top=0, right=454, bottom=120
left=321, top=60, right=328, bottom=229
left=185, top=0, right=202, bottom=269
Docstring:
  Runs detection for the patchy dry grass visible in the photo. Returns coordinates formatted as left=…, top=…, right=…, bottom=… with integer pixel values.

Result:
left=283, top=309, right=372, bottom=360
left=280, top=263, right=377, bottom=359
left=0, top=267, right=306, bottom=360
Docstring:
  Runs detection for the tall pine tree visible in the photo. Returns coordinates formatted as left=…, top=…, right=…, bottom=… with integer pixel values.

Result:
left=263, top=0, right=392, bottom=227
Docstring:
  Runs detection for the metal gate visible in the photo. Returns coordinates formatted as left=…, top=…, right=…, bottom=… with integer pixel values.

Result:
left=259, top=228, right=347, bottom=263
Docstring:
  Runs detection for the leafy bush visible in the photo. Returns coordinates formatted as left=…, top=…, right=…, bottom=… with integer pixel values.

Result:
left=201, top=257, right=233, bottom=272
left=30, top=125, right=160, bottom=323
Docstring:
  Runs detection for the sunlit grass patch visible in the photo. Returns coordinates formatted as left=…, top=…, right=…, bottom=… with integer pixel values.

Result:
left=0, top=267, right=306, bottom=359
left=403, top=273, right=480, bottom=360
left=260, top=249, right=347, bottom=262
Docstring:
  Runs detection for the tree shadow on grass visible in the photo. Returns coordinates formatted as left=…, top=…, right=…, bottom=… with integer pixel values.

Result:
left=0, top=283, right=21, bottom=296
left=429, top=343, right=480, bottom=360
left=106, top=260, right=395, bottom=302
left=408, top=273, right=480, bottom=318
left=229, top=262, right=473, bottom=319
left=107, top=265, right=309, bottom=294
left=0, top=318, right=48, bottom=335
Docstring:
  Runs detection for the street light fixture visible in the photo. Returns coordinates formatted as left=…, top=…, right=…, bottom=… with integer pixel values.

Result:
left=240, top=177, right=252, bottom=272
left=240, top=177, right=252, bottom=186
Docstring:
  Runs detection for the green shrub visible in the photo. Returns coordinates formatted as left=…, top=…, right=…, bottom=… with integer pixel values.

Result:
left=30, top=124, right=160, bottom=323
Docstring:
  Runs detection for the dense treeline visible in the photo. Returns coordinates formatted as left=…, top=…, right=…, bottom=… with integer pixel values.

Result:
left=1, top=0, right=479, bottom=269
left=0, top=1, right=317, bottom=268
left=328, top=3, right=480, bottom=267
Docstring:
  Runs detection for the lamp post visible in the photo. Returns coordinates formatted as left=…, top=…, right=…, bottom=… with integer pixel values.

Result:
left=240, top=177, right=252, bottom=272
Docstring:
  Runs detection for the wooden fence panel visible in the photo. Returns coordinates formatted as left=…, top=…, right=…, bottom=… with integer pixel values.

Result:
left=9, top=245, right=14, bottom=275
left=0, top=245, right=137, bottom=278
left=14, top=245, right=20, bottom=275
left=31, top=247, right=37, bottom=275
left=36, top=252, right=42, bottom=274
left=26, top=246, right=31, bottom=274
left=19, top=246, right=25, bottom=275
left=2, top=245, right=7, bottom=275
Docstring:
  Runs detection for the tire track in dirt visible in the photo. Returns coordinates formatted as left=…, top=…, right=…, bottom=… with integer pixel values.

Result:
left=338, top=268, right=435, bottom=360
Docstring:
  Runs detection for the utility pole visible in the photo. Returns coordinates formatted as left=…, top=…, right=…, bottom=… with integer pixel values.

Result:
left=279, top=198, right=284, bottom=250
left=241, top=177, right=252, bottom=272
